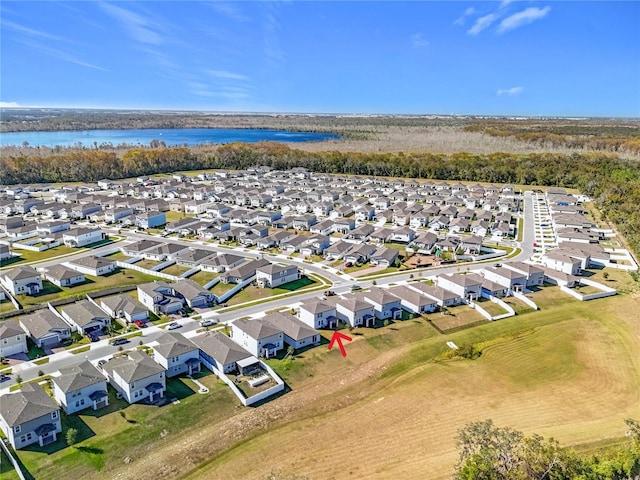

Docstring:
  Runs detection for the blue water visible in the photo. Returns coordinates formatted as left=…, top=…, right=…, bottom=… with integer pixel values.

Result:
left=0, top=128, right=339, bottom=148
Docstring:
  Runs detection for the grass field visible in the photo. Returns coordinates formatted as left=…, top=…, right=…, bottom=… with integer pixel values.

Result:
left=188, top=269, right=219, bottom=285
left=159, top=263, right=191, bottom=277
left=170, top=289, right=640, bottom=480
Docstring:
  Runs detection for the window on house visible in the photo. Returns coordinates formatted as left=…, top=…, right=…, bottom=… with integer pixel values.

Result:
left=26, top=433, right=32, bottom=441
left=14, top=425, right=21, bottom=434
left=52, top=411, right=58, bottom=419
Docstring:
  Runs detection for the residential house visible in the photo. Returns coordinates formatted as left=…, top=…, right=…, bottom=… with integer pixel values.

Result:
left=137, top=282, right=184, bottom=314
left=1, top=265, right=42, bottom=296
left=171, top=279, right=215, bottom=308
left=323, top=240, right=353, bottom=261
left=541, top=252, right=582, bottom=276
left=230, top=318, right=284, bottom=358
left=333, top=296, right=376, bottom=327
left=67, top=255, right=116, bottom=276
left=52, top=360, right=109, bottom=414
left=387, top=285, right=438, bottom=314
left=388, top=226, right=415, bottom=244
left=348, top=223, right=375, bottom=241
left=60, top=300, right=111, bottom=335
left=42, top=265, right=85, bottom=288
left=175, top=248, right=217, bottom=267
left=0, top=383, right=61, bottom=449
left=256, top=264, right=300, bottom=288
left=191, top=331, right=256, bottom=375
left=292, top=214, right=317, bottom=231
left=359, top=287, right=403, bottom=320
left=120, top=239, right=161, bottom=257
left=101, top=350, right=166, bottom=404
left=62, top=227, right=104, bottom=247
left=436, top=273, right=484, bottom=302
left=200, top=253, right=246, bottom=273
left=344, top=243, right=377, bottom=265
left=502, top=262, right=545, bottom=287
left=100, top=294, right=149, bottom=324
left=19, top=309, right=71, bottom=348
left=370, top=246, right=399, bottom=267
left=482, top=266, right=527, bottom=293
left=142, top=242, right=189, bottom=262
left=134, top=211, right=166, bottom=229
left=280, top=234, right=308, bottom=253
left=0, top=320, right=28, bottom=358
left=221, top=258, right=270, bottom=284
left=152, top=331, right=201, bottom=377
left=298, top=299, right=338, bottom=329
left=408, top=282, right=462, bottom=307
left=310, top=219, right=334, bottom=236
left=261, top=312, right=321, bottom=350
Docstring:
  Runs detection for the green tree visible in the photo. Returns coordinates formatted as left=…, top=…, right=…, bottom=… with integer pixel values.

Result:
left=66, top=427, right=78, bottom=446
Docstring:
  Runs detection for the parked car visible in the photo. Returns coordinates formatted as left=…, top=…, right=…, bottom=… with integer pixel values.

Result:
left=324, top=290, right=336, bottom=296
left=89, top=334, right=100, bottom=342
left=134, top=320, right=146, bottom=328
left=112, top=337, right=129, bottom=346
left=350, top=284, right=362, bottom=291
left=179, top=310, right=188, bottom=318
left=97, top=360, right=107, bottom=369
left=167, top=322, right=181, bottom=330
left=199, top=319, right=215, bottom=328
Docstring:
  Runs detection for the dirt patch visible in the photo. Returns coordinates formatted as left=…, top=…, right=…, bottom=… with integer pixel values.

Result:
left=403, top=253, right=437, bottom=269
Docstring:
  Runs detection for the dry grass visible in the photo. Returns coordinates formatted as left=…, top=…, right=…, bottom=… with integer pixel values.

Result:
left=428, top=305, right=487, bottom=331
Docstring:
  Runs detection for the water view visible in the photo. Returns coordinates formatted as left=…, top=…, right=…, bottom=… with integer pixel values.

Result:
left=0, top=128, right=339, bottom=147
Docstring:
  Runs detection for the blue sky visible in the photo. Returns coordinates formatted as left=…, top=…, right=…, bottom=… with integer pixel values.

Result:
left=1, top=1, right=638, bottom=117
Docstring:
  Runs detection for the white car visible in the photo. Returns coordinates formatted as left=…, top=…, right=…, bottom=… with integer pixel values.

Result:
left=199, top=319, right=215, bottom=328
left=167, top=322, right=181, bottom=330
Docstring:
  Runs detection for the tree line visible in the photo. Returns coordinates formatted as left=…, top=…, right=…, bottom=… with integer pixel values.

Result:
left=455, top=418, right=640, bottom=480
left=2, top=142, right=640, bottom=257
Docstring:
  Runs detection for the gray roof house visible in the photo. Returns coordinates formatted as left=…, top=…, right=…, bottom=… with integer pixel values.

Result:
left=261, top=312, right=321, bottom=350
left=100, top=294, right=149, bottom=324
left=52, top=360, right=109, bottom=414
left=191, top=331, right=256, bottom=374
left=19, top=309, right=71, bottom=348
left=42, top=264, right=85, bottom=288
left=60, top=300, right=111, bottom=335
left=0, top=383, right=62, bottom=449
left=101, top=350, right=166, bottom=404
left=152, top=331, right=201, bottom=377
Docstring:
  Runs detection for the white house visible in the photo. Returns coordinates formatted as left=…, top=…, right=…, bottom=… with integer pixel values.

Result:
left=137, top=282, right=184, bottom=314
left=359, top=287, right=403, bottom=320
left=298, top=300, right=338, bottom=329
left=387, top=285, right=438, bottom=314
left=230, top=318, right=284, bottom=358
left=191, top=331, right=255, bottom=374
left=101, top=350, right=166, bottom=404
left=541, top=252, right=582, bottom=276
left=0, top=320, right=28, bottom=358
left=482, top=266, right=528, bottom=293
left=436, top=273, right=484, bottom=302
left=42, top=265, right=85, bottom=288
left=63, top=227, right=104, bottom=247
left=334, top=297, right=376, bottom=328
left=261, top=312, right=321, bottom=350
left=255, top=264, right=300, bottom=288
left=502, top=262, right=545, bottom=287
left=0, top=383, right=61, bottom=449
left=151, top=331, right=201, bottom=378
left=52, top=360, right=109, bottom=414
left=1, top=265, right=42, bottom=296
left=67, top=255, right=116, bottom=276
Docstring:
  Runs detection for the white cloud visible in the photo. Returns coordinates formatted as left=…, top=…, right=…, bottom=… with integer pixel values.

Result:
left=0, top=101, right=22, bottom=108
left=2, top=20, right=67, bottom=42
left=99, top=2, right=164, bottom=45
left=206, top=69, right=249, bottom=81
left=497, top=86, right=524, bottom=96
left=454, top=7, right=475, bottom=26
left=411, top=33, right=429, bottom=48
left=209, top=2, right=249, bottom=22
left=497, top=6, right=551, bottom=34
left=467, top=12, right=500, bottom=36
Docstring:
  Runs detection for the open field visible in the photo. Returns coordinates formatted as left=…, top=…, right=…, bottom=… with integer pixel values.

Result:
left=13, top=280, right=626, bottom=480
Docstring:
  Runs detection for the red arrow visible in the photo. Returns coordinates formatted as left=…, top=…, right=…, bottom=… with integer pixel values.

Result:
left=328, top=331, right=353, bottom=357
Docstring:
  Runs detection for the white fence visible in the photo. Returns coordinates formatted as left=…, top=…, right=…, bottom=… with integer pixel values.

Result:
left=0, top=439, right=27, bottom=480
left=560, top=278, right=617, bottom=301
left=215, top=276, right=255, bottom=303
left=488, top=295, right=515, bottom=321
left=514, top=291, right=538, bottom=310
left=204, top=277, right=221, bottom=290
left=181, top=267, right=201, bottom=278
left=114, top=260, right=178, bottom=281
left=152, top=259, right=175, bottom=272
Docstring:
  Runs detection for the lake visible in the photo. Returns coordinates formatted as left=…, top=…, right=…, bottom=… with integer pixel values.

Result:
left=0, top=128, right=339, bottom=148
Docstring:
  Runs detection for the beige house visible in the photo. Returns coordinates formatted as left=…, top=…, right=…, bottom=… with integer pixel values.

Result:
left=0, top=320, right=28, bottom=358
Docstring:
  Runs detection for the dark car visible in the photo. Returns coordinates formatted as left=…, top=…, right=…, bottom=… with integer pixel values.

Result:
left=89, top=334, right=100, bottom=342
left=112, top=338, right=129, bottom=346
